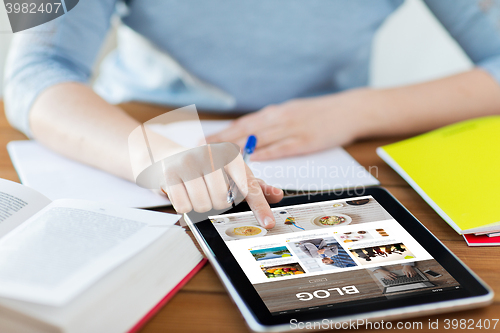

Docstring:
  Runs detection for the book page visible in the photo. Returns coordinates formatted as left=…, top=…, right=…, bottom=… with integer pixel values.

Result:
left=0, top=179, right=51, bottom=239
left=148, top=120, right=380, bottom=191
left=7, top=141, right=171, bottom=208
left=0, top=199, right=181, bottom=306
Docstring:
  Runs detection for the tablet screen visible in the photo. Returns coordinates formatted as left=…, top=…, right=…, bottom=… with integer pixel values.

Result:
left=209, top=195, right=462, bottom=315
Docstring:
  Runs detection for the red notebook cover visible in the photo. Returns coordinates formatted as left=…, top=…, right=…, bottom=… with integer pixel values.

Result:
left=128, top=258, right=208, bottom=333
left=463, top=234, right=500, bottom=247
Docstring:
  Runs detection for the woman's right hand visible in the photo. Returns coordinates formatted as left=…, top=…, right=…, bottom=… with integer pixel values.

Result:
left=160, top=143, right=283, bottom=228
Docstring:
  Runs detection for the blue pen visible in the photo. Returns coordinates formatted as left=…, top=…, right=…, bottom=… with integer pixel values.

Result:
left=226, top=135, right=257, bottom=204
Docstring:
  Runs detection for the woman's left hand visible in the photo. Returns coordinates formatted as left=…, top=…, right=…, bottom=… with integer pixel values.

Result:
left=206, top=88, right=379, bottom=161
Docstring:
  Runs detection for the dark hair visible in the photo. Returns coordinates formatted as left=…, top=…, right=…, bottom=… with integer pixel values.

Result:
left=322, top=258, right=333, bottom=264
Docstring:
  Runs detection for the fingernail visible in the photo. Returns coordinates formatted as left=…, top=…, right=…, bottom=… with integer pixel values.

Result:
left=263, top=216, right=274, bottom=228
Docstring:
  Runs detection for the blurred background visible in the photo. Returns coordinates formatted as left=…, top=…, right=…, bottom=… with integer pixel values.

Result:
left=1, top=0, right=496, bottom=99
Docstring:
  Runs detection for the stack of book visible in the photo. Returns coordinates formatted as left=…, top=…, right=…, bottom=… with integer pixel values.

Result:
left=377, top=116, right=500, bottom=247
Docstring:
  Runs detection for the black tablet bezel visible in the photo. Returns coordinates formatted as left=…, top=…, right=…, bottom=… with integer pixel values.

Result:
left=187, top=187, right=490, bottom=327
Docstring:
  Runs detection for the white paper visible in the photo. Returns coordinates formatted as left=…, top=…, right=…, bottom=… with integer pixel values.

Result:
left=0, top=178, right=52, bottom=238
left=7, top=141, right=171, bottom=208
left=149, top=120, right=380, bottom=191
left=0, top=199, right=180, bottom=306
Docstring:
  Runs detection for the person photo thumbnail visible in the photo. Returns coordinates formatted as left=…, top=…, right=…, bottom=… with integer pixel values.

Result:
left=261, top=263, right=305, bottom=279
left=250, top=246, right=293, bottom=261
left=290, top=237, right=357, bottom=270
left=350, top=242, right=415, bottom=265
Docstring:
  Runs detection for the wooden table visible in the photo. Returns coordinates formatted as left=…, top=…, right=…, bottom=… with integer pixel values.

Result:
left=1, top=101, right=498, bottom=333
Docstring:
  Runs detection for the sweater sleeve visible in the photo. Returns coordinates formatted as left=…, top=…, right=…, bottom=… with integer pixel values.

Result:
left=424, top=0, right=500, bottom=84
left=3, top=0, right=118, bottom=137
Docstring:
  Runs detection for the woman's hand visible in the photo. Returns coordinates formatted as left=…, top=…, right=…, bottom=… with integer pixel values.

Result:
left=206, top=89, right=378, bottom=160
left=401, top=265, right=417, bottom=277
left=160, top=145, right=283, bottom=228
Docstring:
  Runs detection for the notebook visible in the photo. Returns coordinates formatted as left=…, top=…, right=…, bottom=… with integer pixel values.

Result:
left=7, top=120, right=379, bottom=208
left=377, top=116, right=500, bottom=235
left=7, top=141, right=172, bottom=209
left=463, top=234, right=500, bottom=247
left=0, top=178, right=205, bottom=333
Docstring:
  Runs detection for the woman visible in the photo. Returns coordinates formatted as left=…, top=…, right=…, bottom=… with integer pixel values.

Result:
left=5, top=0, right=500, bottom=228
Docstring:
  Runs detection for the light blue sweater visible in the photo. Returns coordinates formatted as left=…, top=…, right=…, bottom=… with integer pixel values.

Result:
left=4, top=0, right=500, bottom=137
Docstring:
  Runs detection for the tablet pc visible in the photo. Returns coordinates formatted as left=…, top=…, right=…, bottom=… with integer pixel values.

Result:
left=185, top=187, right=493, bottom=332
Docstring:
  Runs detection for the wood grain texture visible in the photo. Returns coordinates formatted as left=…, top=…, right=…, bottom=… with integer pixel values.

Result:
left=0, top=102, right=27, bottom=182
left=0, top=101, right=498, bottom=333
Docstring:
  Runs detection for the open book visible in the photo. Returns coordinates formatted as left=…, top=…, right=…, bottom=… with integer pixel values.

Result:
left=0, top=178, right=204, bottom=333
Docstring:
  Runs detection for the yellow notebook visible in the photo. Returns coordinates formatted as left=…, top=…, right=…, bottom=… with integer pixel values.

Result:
left=377, top=116, right=500, bottom=235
